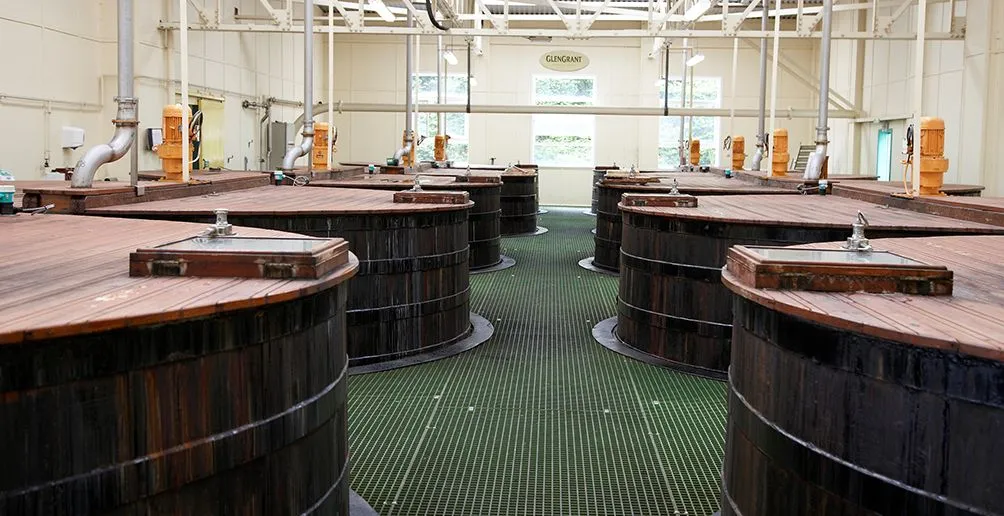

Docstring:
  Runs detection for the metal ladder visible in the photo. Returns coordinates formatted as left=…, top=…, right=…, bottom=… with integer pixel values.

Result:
left=792, top=144, right=815, bottom=174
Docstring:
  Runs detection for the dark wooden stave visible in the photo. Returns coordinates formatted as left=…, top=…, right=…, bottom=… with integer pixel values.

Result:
left=466, top=184, right=503, bottom=268
left=500, top=175, right=538, bottom=235
left=102, top=209, right=472, bottom=366
left=616, top=211, right=989, bottom=375
left=589, top=166, right=620, bottom=215
left=0, top=285, right=352, bottom=515
left=722, top=295, right=1004, bottom=516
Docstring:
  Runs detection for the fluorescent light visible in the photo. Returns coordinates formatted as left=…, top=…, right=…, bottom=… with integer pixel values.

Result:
left=686, top=54, right=705, bottom=67
left=469, top=75, right=478, bottom=87
left=682, top=0, right=712, bottom=22
left=367, top=0, right=395, bottom=22
left=442, top=50, right=458, bottom=65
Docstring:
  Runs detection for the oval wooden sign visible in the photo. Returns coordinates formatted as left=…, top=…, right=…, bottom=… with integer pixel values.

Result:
left=540, top=50, right=589, bottom=72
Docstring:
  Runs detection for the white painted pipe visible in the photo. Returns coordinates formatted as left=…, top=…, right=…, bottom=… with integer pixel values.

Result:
left=282, top=0, right=315, bottom=171
left=72, top=0, right=137, bottom=188
left=295, top=102, right=856, bottom=128
left=913, top=0, right=926, bottom=194
left=767, top=0, right=781, bottom=173
left=729, top=37, right=738, bottom=143
left=328, top=0, right=334, bottom=167
left=181, top=0, right=190, bottom=182
left=805, top=0, right=833, bottom=180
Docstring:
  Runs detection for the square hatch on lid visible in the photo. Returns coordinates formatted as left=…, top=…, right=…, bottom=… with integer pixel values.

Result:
left=726, top=245, right=953, bottom=296
left=130, top=236, right=349, bottom=279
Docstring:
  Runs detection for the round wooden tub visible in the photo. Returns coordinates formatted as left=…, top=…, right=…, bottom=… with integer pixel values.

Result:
left=86, top=186, right=474, bottom=366
left=309, top=175, right=504, bottom=270
left=499, top=172, right=539, bottom=235
left=589, top=166, right=621, bottom=215
left=616, top=195, right=1004, bottom=378
left=0, top=214, right=358, bottom=514
left=592, top=174, right=790, bottom=273
left=720, top=235, right=1004, bottom=515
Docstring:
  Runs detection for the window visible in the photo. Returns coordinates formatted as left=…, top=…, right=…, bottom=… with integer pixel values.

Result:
left=532, top=76, right=595, bottom=167
left=657, top=77, right=722, bottom=168
left=413, top=74, right=469, bottom=162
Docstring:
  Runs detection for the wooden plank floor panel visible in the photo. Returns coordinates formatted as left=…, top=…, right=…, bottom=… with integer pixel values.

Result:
left=0, top=215, right=357, bottom=344
left=724, top=234, right=1004, bottom=360
left=622, top=195, right=1004, bottom=232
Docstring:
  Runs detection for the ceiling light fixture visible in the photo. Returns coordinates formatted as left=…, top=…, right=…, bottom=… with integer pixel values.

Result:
left=443, top=50, right=459, bottom=65
left=686, top=54, right=705, bottom=67
left=367, top=0, right=396, bottom=22
left=682, top=0, right=712, bottom=22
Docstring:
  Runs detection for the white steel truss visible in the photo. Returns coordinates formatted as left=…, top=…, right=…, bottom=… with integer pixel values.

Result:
left=161, top=0, right=963, bottom=39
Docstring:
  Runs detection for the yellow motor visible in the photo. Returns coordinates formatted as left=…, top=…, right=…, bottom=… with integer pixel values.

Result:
left=434, top=134, right=450, bottom=162
left=401, top=130, right=416, bottom=167
left=731, top=136, right=745, bottom=171
left=919, top=117, right=949, bottom=196
left=312, top=122, right=329, bottom=170
left=771, top=129, right=789, bottom=177
left=690, top=140, right=701, bottom=167
left=157, top=104, right=191, bottom=182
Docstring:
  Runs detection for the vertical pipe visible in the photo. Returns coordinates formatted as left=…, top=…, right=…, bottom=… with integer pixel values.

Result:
left=750, top=0, right=768, bottom=170
left=181, top=0, right=190, bottom=182
left=328, top=1, right=334, bottom=167
left=405, top=11, right=413, bottom=135
left=767, top=0, right=781, bottom=174
left=130, top=99, right=138, bottom=186
left=913, top=0, right=926, bottom=194
left=466, top=40, right=472, bottom=114
left=303, top=0, right=314, bottom=173
left=662, top=45, right=670, bottom=116
left=805, top=0, right=833, bottom=180
left=729, top=38, right=739, bottom=144
left=437, top=35, right=445, bottom=134
left=679, top=39, right=688, bottom=167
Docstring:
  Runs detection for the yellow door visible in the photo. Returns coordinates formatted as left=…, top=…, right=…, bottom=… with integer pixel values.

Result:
left=198, top=98, right=225, bottom=169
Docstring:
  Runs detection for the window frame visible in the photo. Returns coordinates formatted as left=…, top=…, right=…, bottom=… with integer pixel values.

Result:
left=656, top=75, right=723, bottom=168
left=412, top=73, right=470, bottom=162
left=531, top=75, right=597, bottom=167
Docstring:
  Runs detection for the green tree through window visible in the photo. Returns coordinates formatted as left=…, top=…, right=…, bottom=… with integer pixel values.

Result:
left=657, top=77, right=721, bottom=168
left=533, top=76, right=595, bottom=166
left=412, top=74, right=469, bottom=162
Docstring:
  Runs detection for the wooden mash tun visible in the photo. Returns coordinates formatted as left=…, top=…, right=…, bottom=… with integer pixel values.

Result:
left=156, top=104, right=192, bottom=182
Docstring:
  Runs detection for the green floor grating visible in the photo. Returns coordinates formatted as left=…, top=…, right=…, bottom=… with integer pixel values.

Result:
left=347, top=208, right=727, bottom=516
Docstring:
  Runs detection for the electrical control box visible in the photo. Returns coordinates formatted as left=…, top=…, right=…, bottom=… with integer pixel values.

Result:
left=61, top=127, right=85, bottom=149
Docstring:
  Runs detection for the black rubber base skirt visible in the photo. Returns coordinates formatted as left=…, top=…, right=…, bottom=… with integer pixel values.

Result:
left=591, top=316, right=727, bottom=381
left=349, top=313, right=494, bottom=375
left=577, top=257, right=619, bottom=277
left=504, top=226, right=549, bottom=237
left=471, top=254, right=517, bottom=275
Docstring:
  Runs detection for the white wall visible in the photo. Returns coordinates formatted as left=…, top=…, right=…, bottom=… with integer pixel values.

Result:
left=328, top=32, right=822, bottom=205
left=856, top=0, right=1004, bottom=195
left=0, top=0, right=324, bottom=181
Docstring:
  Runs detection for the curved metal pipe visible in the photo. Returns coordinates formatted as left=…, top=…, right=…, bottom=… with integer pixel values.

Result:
left=72, top=0, right=136, bottom=188
left=426, top=0, right=450, bottom=31
left=805, top=0, right=833, bottom=180
left=282, top=0, right=315, bottom=171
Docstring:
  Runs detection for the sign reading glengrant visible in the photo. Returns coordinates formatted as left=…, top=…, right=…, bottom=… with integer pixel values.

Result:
left=540, top=50, right=589, bottom=72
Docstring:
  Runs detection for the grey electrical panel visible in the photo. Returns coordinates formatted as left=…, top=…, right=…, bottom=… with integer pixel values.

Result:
left=267, top=122, right=294, bottom=171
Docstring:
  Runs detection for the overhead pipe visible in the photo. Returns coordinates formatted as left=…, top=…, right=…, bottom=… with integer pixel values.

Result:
left=294, top=102, right=856, bottom=128
left=751, top=0, right=769, bottom=171
left=72, top=0, right=137, bottom=188
left=426, top=0, right=450, bottom=31
left=805, top=0, right=833, bottom=180
left=466, top=39, right=472, bottom=114
left=662, top=43, right=670, bottom=117
left=437, top=35, right=444, bottom=134
left=281, top=0, right=315, bottom=171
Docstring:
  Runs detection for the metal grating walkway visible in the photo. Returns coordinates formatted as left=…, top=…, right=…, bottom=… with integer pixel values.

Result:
left=347, top=208, right=727, bottom=516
